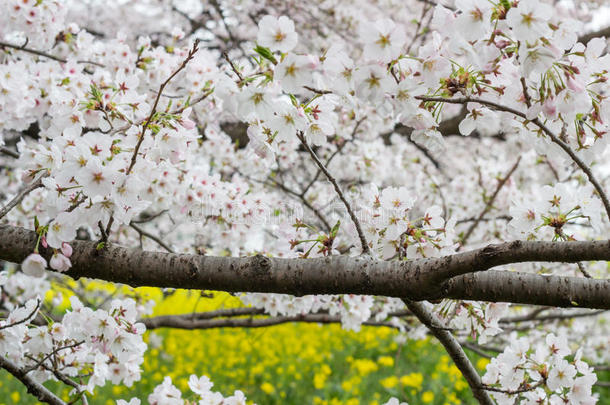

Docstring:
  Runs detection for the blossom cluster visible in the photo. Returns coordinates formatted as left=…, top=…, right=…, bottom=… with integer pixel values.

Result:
left=118, top=373, right=408, bottom=405
left=0, top=268, right=148, bottom=395
left=483, top=333, right=598, bottom=404
left=0, top=0, right=608, bottom=403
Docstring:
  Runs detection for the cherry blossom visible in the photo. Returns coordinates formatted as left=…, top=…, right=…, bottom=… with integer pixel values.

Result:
left=21, top=254, right=47, bottom=278
left=257, top=15, right=298, bottom=53
left=0, top=1, right=608, bottom=404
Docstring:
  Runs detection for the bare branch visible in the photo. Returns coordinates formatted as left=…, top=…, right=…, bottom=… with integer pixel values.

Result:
left=578, top=26, right=610, bottom=45
left=0, top=40, right=104, bottom=67
left=0, top=146, right=19, bottom=158
left=460, top=157, right=521, bottom=246
left=301, top=118, right=366, bottom=196
left=126, top=41, right=200, bottom=175
left=23, top=340, right=85, bottom=374
left=298, top=132, right=371, bottom=255
left=499, top=309, right=605, bottom=324
left=403, top=299, right=494, bottom=405
left=416, top=95, right=610, bottom=221
left=130, top=223, right=174, bottom=253
left=142, top=312, right=404, bottom=330
left=0, top=173, right=47, bottom=220
left=0, top=355, right=66, bottom=405
left=0, top=299, right=40, bottom=331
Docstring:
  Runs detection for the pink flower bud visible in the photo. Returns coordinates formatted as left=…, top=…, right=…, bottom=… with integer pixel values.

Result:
left=567, top=76, right=584, bottom=93
left=543, top=97, right=558, bottom=120
left=61, top=242, right=73, bottom=258
left=180, top=118, right=196, bottom=130
left=41, top=236, right=48, bottom=249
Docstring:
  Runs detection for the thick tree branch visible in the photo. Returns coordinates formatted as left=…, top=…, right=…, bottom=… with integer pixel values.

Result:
left=0, top=225, right=608, bottom=308
left=443, top=271, right=608, bottom=308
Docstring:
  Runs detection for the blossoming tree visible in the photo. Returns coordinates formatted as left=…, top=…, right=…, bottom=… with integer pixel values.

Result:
left=0, top=0, right=609, bottom=403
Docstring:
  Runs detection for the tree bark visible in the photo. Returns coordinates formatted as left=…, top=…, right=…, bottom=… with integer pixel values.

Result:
left=0, top=224, right=608, bottom=308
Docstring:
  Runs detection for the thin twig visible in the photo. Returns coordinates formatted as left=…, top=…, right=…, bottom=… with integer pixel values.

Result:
left=130, top=223, right=174, bottom=253
left=131, top=210, right=168, bottom=224
left=0, top=146, right=19, bottom=158
left=0, top=40, right=104, bottom=67
left=0, top=299, right=40, bottom=331
left=460, top=157, right=521, bottom=246
left=576, top=262, right=592, bottom=278
left=222, top=52, right=244, bottom=82
left=142, top=311, right=407, bottom=330
left=24, top=340, right=84, bottom=374
left=405, top=3, right=432, bottom=55
left=0, top=172, right=47, bottom=220
left=461, top=341, right=493, bottom=359
left=0, top=355, right=66, bottom=405
left=297, top=131, right=371, bottom=255
left=481, top=382, right=543, bottom=395
left=301, top=118, right=365, bottom=197
left=500, top=309, right=605, bottom=324
left=416, top=95, right=610, bottom=222
left=303, top=86, right=332, bottom=95
left=126, top=41, right=200, bottom=175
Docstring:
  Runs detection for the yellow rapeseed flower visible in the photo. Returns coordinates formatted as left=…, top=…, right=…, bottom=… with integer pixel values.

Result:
left=454, top=379, right=468, bottom=391
left=476, top=357, right=490, bottom=371
left=377, top=356, right=394, bottom=367
left=352, top=359, right=379, bottom=376
left=260, top=382, right=275, bottom=394
left=422, top=391, right=434, bottom=403
left=380, top=376, right=398, bottom=389
left=314, top=372, right=328, bottom=389
left=399, top=372, right=423, bottom=389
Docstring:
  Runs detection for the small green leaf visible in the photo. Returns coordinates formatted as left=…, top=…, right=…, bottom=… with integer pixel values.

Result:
left=330, top=220, right=341, bottom=238
left=96, top=242, right=105, bottom=250
left=253, top=45, right=278, bottom=64
left=288, top=94, right=299, bottom=107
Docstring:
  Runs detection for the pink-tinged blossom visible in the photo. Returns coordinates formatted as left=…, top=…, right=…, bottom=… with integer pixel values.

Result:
left=506, top=0, right=553, bottom=43
left=46, top=211, right=77, bottom=249
left=547, top=359, right=577, bottom=391
left=454, top=0, right=493, bottom=42
left=61, top=242, right=72, bottom=257
left=353, top=64, right=394, bottom=102
left=274, top=53, right=314, bottom=94
left=75, top=158, right=115, bottom=197
left=49, top=253, right=71, bottom=272
left=359, top=18, right=406, bottom=63
left=257, top=15, right=298, bottom=53
left=22, top=253, right=47, bottom=278
left=188, top=374, right=214, bottom=396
